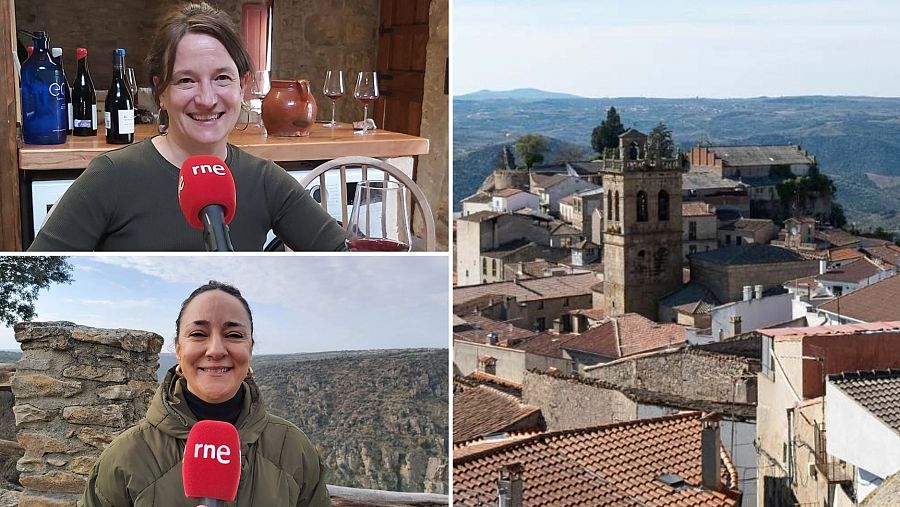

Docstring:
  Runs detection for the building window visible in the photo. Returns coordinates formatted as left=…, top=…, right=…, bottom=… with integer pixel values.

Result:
left=689, top=245, right=697, bottom=254
left=606, top=191, right=612, bottom=219
left=688, top=221, right=697, bottom=240
left=492, top=259, right=497, bottom=277
left=614, top=191, right=620, bottom=222
left=482, top=258, right=487, bottom=275
left=535, top=317, right=546, bottom=331
left=563, top=297, right=570, bottom=307
left=736, top=236, right=742, bottom=246
left=725, top=234, right=732, bottom=246
left=636, top=250, right=647, bottom=273
left=636, top=191, right=648, bottom=222
left=538, top=301, right=544, bottom=310
left=761, top=335, right=774, bottom=379
left=658, top=190, right=669, bottom=221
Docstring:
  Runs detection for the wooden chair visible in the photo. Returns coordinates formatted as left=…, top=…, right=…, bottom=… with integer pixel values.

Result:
left=298, top=156, right=437, bottom=251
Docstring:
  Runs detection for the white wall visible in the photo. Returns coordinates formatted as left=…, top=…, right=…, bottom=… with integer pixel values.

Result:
left=825, top=381, right=900, bottom=482
left=711, top=293, right=793, bottom=340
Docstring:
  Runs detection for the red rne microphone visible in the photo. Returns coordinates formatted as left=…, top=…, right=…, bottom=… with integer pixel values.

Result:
left=182, top=420, right=242, bottom=506
left=178, top=155, right=237, bottom=251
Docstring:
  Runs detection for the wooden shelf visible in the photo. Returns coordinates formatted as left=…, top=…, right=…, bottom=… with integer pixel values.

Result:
left=19, top=123, right=429, bottom=170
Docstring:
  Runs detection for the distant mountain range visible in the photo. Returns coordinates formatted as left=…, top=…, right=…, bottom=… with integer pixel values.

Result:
left=457, top=88, right=585, bottom=100
left=453, top=93, right=900, bottom=232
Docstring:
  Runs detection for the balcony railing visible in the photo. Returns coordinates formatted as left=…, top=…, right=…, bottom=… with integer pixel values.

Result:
left=813, top=423, right=854, bottom=484
left=604, top=158, right=681, bottom=173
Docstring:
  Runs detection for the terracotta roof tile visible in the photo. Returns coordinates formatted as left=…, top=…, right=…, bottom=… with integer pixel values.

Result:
left=494, top=188, right=524, bottom=198
left=815, top=228, right=861, bottom=248
left=457, top=210, right=502, bottom=223
left=682, top=202, right=716, bottom=217
left=453, top=385, right=544, bottom=442
left=817, top=274, right=900, bottom=321
left=829, top=247, right=865, bottom=262
left=453, top=314, right=537, bottom=345
left=616, top=314, right=688, bottom=357
left=704, top=145, right=814, bottom=167
left=454, top=273, right=600, bottom=306
left=453, top=412, right=740, bottom=507
left=817, top=257, right=886, bottom=284
left=864, top=244, right=900, bottom=268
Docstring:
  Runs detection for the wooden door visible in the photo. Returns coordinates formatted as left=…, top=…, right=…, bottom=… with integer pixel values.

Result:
left=375, top=0, right=430, bottom=137
left=1, top=0, right=22, bottom=250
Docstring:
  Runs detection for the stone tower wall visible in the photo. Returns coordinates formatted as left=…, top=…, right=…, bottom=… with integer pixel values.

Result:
left=10, top=322, right=163, bottom=507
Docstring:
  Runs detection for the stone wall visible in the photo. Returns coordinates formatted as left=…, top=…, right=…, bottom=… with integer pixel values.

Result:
left=584, top=348, right=758, bottom=404
left=10, top=322, right=162, bottom=506
left=521, top=371, right=637, bottom=431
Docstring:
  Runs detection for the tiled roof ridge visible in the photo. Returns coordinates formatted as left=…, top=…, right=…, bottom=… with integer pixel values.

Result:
left=584, top=344, right=754, bottom=372
left=452, top=429, right=543, bottom=450
left=453, top=411, right=705, bottom=465
left=466, top=371, right=525, bottom=390
left=828, top=368, right=900, bottom=382
left=472, top=383, right=532, bottom=407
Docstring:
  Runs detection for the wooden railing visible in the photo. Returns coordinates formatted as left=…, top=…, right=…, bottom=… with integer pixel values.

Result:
left=328, top=485, right=448, bottom=506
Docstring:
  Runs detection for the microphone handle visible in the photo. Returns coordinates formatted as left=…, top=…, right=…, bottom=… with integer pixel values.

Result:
left=198, top=498, right=225, bottom=507
left=199, top=204, right=235, bottom=252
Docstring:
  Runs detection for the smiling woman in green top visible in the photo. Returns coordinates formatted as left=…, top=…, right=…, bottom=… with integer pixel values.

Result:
left=79, top=281, right=331, bottom=507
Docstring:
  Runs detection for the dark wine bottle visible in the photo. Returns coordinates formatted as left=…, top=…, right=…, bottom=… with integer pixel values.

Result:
left=105, top=48, right=134, bottom=144
left=72, top=47, right=97, bottom=136
left=51, top=47, right=73, bottom=134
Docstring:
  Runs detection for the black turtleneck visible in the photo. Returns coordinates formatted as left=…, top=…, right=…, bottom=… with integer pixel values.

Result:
left=183, top=384, right=245, bottom=425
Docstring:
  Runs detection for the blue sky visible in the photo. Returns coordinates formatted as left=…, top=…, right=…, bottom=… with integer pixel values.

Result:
left=454, top=0, right=900, bottom=98
left=0, top=256, right=449, bottom=354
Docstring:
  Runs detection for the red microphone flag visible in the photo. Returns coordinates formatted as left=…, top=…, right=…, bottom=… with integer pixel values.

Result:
left=182, top=420, right=242, bottom=502
left=178, top=155, right=237, bottom=229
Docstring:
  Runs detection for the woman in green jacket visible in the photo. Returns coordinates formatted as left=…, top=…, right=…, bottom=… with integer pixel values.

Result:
left=79, top=281, right=331, bottom=506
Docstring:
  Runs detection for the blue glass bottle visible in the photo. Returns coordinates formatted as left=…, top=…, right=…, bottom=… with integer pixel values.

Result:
left=20, top=31, right=67, bottom=145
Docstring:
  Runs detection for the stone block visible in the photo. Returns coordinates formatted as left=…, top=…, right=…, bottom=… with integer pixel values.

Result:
left=66, top=455, right=97, bottom=475
left=76, top=428, right=116, bottom=450
left=0, top=490, right=21, bottom=507
left=16, top=457, right=44, bottom=473
left=63, top=365, right=126, bottom=383
left=18, top=433, right=72, bottom=458
left=19, top=470, right=86, bottom=494
left=97, top=385, right=134, bottom=400
left=13, top=404, right=52, bottom=425
left=46, top=457, right=68, bottom=467
left=16, top=356, right=52, bottom=371
left=63, top=405, right=127, bottom=428
left=11, top=374, right=82, bottom=399
left=17, top=493, right=75, bottom=507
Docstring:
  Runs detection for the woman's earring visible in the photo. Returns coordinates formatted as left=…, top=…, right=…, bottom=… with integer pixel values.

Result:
left=174, top=364, right=183, bottom=378
left=246, top=367, right=254, bottom=379
left=157, top=108, right=168, bottom=134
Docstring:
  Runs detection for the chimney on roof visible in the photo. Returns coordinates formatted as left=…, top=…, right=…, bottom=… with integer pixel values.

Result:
left=486, top=332, right=499, bottom=346
left=730, top=316, right=742, bottom=337
left=497, top=462, right=524, bottom=507
left=742, top=286, right=752, bottom=302
left=701, top=415, right=722, bottom=492
left=754, top=284, right=763, bottom=300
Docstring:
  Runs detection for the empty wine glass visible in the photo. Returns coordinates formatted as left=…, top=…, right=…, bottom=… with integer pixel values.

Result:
left=323, top=70, right=344, bottom=128
left=353, top=71, right=378, bottom=135
left=124, top=67, right=138, bottom=104
left=346, top=180, right=411, bottom=251
left=250, top=70, right=270, bottom=128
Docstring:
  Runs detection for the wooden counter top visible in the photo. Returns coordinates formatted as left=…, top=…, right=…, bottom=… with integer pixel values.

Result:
left=18, top=123, right=429, bottom=170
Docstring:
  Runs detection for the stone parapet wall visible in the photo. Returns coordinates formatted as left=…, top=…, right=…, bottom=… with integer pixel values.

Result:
left=522, top=370, right=636, bottom=431
left=585, top=348, right=758, bottom=404
left=11, top=322, right=162, bottom=506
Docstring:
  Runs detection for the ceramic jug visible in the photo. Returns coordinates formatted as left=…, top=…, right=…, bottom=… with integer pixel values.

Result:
left=261, top=79, right=317, bottom=137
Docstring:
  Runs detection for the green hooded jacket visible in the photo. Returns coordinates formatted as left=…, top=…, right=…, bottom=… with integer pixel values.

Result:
left=79, top=368, right=331, bottom=507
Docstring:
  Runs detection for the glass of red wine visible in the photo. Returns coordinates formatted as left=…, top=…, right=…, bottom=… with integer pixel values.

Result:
left=346, top=180, right=411, bottom=252
left=353, top=71, right=378, bottom=135
left=323, top=70, right=344, bottom=128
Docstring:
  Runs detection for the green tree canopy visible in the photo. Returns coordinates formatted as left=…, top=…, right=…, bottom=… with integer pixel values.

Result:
left=647, top=121, right=675, bottom=159
left=591, top=107, right=626, bottom=155
left=0, top=257, right=74, bottom=327
left=515, top=133, right=549, bottom=169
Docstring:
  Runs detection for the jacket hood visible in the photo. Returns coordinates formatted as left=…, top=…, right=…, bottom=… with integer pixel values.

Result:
left=145, top=366, right=268, bottom=447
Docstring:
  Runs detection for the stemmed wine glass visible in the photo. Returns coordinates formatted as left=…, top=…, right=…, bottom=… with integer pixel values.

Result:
left=124, top=67, right=138, bottom=104
left=353, top=71, right=379, bottom=135
left=250, top=70, right=271, bottom=128
left=323, top=70, right=344, bottom=128
left=346, top=180, right=411, bottom=251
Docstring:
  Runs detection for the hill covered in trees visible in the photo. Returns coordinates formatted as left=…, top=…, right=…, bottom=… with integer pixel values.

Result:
left=454, top=94, right=900, bottom=232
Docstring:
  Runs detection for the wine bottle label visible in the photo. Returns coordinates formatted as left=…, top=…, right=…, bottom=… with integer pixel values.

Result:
left=104, top=111, right=111, bottom=128
left=74, top=119, right=92, bottom=128
left=92, top=105, right=97, bottom=127
left=67, top=104, right=74, bottom=130
left=118, top=109, right=135, bottom=134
